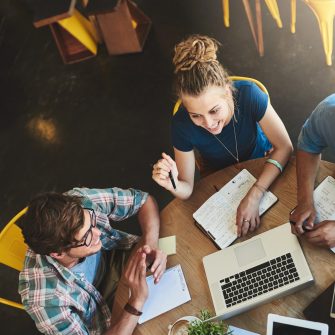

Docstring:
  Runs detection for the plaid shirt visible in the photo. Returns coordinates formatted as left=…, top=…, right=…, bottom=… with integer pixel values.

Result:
left=19, top=187, right=148, bottom=335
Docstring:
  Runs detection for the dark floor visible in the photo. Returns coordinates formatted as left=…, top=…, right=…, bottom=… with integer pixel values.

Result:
left=1, top=0, right=335, bottom=334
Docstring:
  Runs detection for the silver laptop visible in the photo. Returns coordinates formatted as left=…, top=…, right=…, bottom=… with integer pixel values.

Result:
left=203, top=223, right=314, bottom=320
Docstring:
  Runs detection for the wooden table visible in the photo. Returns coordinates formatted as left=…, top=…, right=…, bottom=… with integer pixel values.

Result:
left=113, top=157, right=335, bottom=334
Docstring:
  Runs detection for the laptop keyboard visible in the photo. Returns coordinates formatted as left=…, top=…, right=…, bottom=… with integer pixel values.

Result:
left=220, top=253, right=300, bottom=308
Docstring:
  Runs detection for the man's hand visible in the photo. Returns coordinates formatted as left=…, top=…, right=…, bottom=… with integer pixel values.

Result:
left=289, top=202, right=316, bottom=235
left=124, top=250, right=148, bottom=310
left=137, top=195, right=166, bottom=284
left=139, top=245, right=167, bottom=284
left=305, top=220, right=335, bottom=248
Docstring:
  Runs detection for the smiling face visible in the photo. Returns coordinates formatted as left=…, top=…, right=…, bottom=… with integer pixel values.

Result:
left=67, top=209, right=102, bottom=257
left=182, top=85, right=234, bottom=135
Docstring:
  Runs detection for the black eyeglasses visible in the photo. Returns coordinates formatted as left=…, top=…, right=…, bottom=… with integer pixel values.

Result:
left=70, top=208, right=97, bottom=248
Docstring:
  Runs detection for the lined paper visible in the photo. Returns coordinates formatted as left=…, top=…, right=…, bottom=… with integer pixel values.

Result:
left=313, top=176, right=335, bottom=253
left=193, top=169, right=278, bottom=249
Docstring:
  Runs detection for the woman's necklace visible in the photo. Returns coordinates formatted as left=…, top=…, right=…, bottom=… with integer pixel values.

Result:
left=212, top=118, right=239, bottom=163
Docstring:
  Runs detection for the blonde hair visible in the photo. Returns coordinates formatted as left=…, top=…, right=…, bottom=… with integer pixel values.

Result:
left=173, top=35, right=232, bottom=97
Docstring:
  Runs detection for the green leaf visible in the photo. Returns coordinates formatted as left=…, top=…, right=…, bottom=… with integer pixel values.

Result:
left=187, top=310, right=233, bottom=335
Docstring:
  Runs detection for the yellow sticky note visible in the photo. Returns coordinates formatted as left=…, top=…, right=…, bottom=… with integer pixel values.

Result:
left=158, top=236, right=176, bottom=256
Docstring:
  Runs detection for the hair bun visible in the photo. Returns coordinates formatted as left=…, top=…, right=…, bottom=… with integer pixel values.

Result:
left=173, top=35, right=220, bottom=73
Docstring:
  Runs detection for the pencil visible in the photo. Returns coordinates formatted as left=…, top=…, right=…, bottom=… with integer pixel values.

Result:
left=169, top=171, right=176, bottom=190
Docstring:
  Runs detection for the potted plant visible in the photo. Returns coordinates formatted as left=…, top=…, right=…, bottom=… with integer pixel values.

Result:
left=187, top=310, right=232, bottom=335
left=168, top=310, right=233, bottom=335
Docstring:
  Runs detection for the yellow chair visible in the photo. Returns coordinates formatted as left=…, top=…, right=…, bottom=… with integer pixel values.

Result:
left=172, top=76, right=269, bottom=175
left=291, top=0, right=297, bottom=33
left=0, top=207, right=28, bottom=310
left=222, top=0, right=283, bottom=28
left=301, top=0, right=335, bottom=66
left=264, top=0, right=283, bottom=28
left=222, top=0, right=282, bottom=56
left=223, top=0, right=230, bottom=27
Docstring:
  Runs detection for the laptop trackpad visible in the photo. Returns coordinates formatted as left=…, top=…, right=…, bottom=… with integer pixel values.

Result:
left=234, top=238, right=266, bottom=267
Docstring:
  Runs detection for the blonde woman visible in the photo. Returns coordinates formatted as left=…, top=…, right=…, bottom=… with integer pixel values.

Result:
left=152, top=35, right=293, bottom=237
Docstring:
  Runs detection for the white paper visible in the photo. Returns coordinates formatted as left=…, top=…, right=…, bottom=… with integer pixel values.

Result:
left=229, top=325, right=260, bottom=335
left=138, top=264, right=191, bottom=324
left=313, top=176, right=335, bottom=253
left=193, top=169, right=278, bottom=249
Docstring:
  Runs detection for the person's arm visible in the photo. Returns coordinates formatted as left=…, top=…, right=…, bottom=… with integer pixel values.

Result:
left=289, top=150, right=320, bottom=235
left=136, top=195, right=167, bottom=283
left=105, top=251, right=148, bottom=335
left=152, top=150, right=195, bottom=200
left=236, top=103, right=293, bottom=236
left=22, top=299, right=91, bottom=335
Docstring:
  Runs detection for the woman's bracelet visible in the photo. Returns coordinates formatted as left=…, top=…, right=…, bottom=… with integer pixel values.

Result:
left=266, top=158, right=283, bottom=173
left=253, top=182, right=267, bottom=194
left=124, top=302, right=143, bottom=316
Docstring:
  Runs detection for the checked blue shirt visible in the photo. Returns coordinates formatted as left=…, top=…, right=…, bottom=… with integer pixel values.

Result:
left=19, top=187, right=148, bottom=335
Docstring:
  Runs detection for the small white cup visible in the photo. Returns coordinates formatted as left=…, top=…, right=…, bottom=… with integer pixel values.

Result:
left=168, top=316, right=201, bottom=335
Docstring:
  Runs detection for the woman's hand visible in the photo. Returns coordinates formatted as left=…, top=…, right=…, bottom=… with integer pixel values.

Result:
left=236, top=186, right=263, bottom=237
left=152, top=153, right=179, bottom=191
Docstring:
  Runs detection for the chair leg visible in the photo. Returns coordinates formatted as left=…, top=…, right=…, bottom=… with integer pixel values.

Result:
left=319, top=19, right=333, bottom=65
left=223, top=0, right=230, bottom=27
left=264, top=0, right=283, bottom=28
left=291, top=0, right=296, bottom=33
left=304, top=0, right=335, bottom=66
left=255, top=0, right=264, bottom=56
left=242, top=0, right=259, bottom=52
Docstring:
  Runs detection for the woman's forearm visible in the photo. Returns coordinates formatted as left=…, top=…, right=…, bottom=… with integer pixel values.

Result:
left=169, top=178, right=194, bottom=200
left=256, top=144, right=293, bottom=191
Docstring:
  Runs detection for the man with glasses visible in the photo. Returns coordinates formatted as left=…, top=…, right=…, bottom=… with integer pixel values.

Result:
left=19, top=187, right=167, bottom=335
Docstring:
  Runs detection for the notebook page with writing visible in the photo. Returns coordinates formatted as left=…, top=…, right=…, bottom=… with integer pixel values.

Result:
left=193, top=169, right=278, bottom=249
left=313, top=176, right=335, bottom=253
left=138, top=264, right=191, bottom=324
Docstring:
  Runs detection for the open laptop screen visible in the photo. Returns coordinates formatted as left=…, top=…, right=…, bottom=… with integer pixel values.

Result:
left=273, top=322, right=322, bottom=335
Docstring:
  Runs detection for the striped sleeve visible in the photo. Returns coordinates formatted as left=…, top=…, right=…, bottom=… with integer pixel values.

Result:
left=24, top=304, right=89, bottom=335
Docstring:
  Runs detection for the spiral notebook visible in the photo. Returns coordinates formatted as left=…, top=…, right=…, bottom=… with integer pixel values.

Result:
left=193, top=169, right=278, bottom=249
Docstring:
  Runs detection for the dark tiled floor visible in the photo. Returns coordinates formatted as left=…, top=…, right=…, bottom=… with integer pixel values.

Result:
left=1, top=0, right=335, bottom=334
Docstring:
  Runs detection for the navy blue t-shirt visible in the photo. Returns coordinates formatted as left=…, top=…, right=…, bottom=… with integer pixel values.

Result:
left=171, top=81, right=272, bottom=170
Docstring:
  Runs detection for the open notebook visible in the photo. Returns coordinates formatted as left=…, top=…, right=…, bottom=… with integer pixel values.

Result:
left=193, top=169, right=278, bottom=249
left=313, top=176, right=335, bottom=253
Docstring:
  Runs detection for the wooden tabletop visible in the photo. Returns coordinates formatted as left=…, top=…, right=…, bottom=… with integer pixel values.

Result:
left=113, top=157, right=335, bottom=334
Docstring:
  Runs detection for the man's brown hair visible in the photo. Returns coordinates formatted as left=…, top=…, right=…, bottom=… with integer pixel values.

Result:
left=22, top=192, right=84, bottom=255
